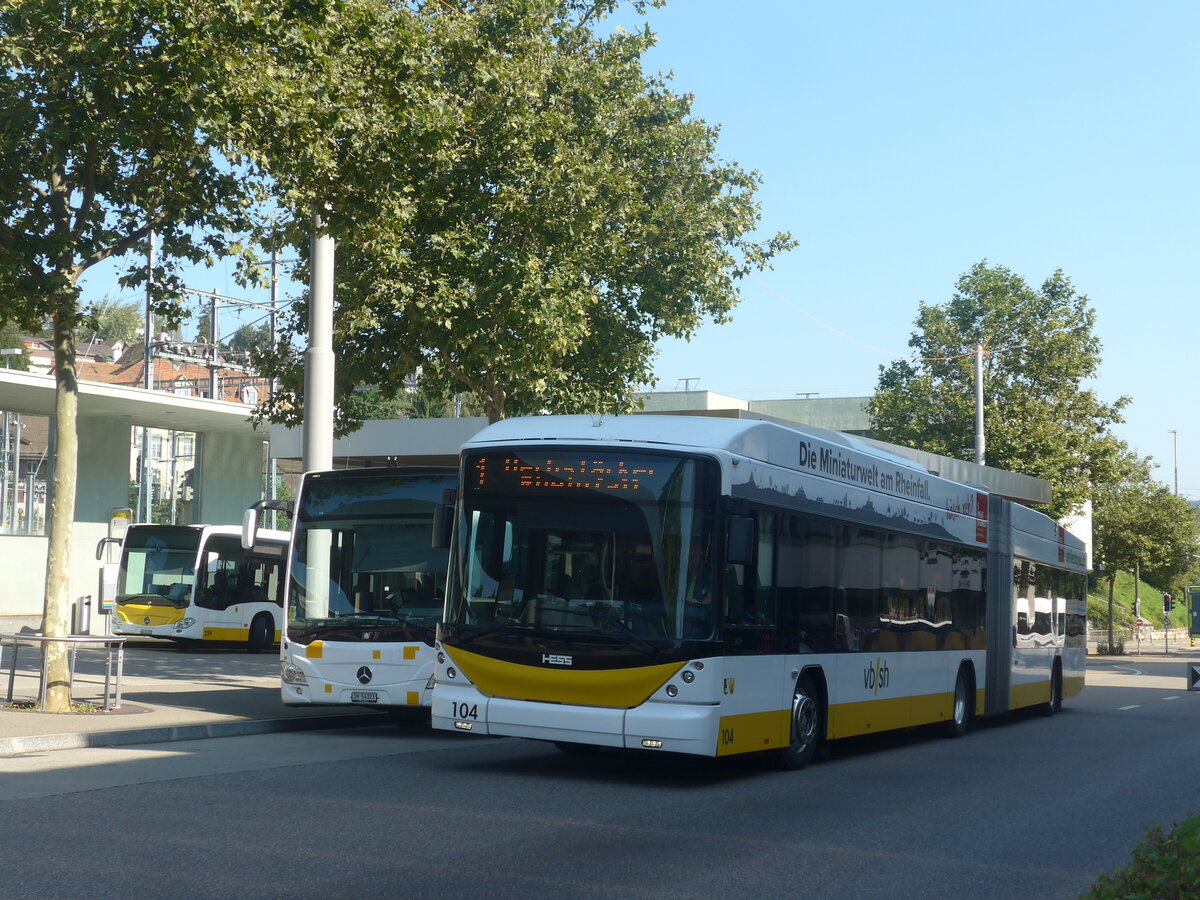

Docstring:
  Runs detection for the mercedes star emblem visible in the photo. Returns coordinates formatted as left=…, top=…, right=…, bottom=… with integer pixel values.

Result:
left=356, top=666, right=373, bottom=685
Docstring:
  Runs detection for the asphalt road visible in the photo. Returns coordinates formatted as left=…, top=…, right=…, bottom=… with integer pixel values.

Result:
left=2, top=657, right=1197, bottom=900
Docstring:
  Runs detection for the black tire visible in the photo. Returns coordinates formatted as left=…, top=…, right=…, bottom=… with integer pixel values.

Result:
left=247, top=613, right=273, bottom=654
left=778, top=675, right=823, bottom=770
left=944, top=666, right=972, bottom=738
left=1040, top=664, right=1062, bottom=717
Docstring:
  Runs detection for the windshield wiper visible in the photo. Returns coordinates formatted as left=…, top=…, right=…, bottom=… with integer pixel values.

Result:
left=455, top=621, right=537, bottom=643
left=290, top=621, right=427, bottom=642
left=552, top=608, right=657, bottom=656
left=117, top=593, right=188, bottom=609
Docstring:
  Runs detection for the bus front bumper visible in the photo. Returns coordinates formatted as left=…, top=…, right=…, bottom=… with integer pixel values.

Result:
left=432, top=681, right=720, bottom=756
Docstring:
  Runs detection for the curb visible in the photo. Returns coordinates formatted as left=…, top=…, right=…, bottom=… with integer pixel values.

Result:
left=0, top=711, right=387, bottom=757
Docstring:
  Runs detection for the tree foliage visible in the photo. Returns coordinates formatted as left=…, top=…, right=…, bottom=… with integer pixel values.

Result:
left=226, top=322, right=272, bottom=352
left=1093, top=452, right=1198, bottom=593
left=0, top=322, right=29, bottom=370
left=868, top=261, right=1128, bottom=519
left=254, top=0, right=794, bottom=429
left=82, top=296, right=142, bottom=343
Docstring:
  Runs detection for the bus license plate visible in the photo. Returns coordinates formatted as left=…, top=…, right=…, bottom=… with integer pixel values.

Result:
left=350, top=691, right=379, bottom=703
left=139, top=628, right=152, bottom=636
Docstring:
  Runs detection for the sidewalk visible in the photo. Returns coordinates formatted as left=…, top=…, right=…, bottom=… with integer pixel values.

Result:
left=0, top=616, right=388, bottom=757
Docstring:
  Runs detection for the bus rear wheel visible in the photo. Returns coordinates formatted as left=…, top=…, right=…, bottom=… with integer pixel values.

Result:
left=778, top=675, right=822, bottom=770
left=247, top=614, right=273, bottom=654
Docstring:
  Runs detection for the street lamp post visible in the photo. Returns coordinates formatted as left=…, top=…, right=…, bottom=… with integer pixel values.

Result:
left=974, top=344, right=985, bottom=465
left=1169, top=429, right=1178, bottom=496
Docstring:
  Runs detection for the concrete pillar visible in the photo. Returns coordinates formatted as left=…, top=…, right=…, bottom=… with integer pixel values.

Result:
left=195, top=431, right=266, bottom=525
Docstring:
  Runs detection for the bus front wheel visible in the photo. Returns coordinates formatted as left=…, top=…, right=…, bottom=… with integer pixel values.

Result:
left=247, top=614, right=273, bottom=654
left=778, top=675, right=823, bottom=770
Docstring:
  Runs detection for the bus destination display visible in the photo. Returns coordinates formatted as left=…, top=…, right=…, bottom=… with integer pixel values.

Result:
left=469, top=452, right=676, bottom=495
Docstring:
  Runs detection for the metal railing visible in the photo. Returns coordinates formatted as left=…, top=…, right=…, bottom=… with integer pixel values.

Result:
left=1, top=633, right=127, bottom=711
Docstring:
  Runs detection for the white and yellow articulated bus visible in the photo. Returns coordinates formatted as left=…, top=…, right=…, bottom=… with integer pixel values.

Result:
left=107, top=523, right=289, bottom=652
left=245, top=467, right=457, bottom=716
left=432, top=415, right=1087, bottom=768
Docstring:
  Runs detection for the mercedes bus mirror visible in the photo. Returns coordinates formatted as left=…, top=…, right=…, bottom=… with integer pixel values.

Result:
left=95, top=536, right=121, bottom=561
left=432, top=504, right=455, bottom=550
left=241, top=506, right=260, bottom=551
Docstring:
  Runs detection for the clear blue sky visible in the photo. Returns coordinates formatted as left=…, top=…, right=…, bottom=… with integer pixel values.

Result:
left=627, top=0, right=1199, bottom=498
left=85, top=1, right=1198, bottom=498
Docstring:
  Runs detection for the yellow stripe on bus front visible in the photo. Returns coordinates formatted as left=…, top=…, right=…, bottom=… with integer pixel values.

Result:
left=115, top=604, right=185, bottom=626
left=444, top=645, right=685, bottom=708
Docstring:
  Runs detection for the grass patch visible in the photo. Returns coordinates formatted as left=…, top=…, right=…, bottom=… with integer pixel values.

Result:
left=4, top=698, right=101, bottom=713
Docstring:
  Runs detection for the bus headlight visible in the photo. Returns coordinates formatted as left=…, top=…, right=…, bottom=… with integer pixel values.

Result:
left=176, top=618, right=196, bottom=630
left=281, top=661, right=308, bottom=685
left=665, top=684, right=679, bottom=697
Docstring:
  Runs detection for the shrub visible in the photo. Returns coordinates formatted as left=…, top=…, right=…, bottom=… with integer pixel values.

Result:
left=1080, top=815, right=1200, bottom=899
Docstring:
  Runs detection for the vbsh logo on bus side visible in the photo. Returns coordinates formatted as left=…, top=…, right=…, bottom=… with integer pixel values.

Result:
left=864, top=657, right=890, bottom=695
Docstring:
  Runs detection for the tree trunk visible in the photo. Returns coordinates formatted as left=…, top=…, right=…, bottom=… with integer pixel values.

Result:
left=42, top=310, right=78, bottom=712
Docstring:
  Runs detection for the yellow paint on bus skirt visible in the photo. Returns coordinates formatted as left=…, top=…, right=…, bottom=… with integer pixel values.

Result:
left=716, top=710, right=789, bottom=756
left=717, top=689, right=961, bottom=756
left=201, top=627, right=249, bottom=642
left=1010, top=680, right=1051, bottom=709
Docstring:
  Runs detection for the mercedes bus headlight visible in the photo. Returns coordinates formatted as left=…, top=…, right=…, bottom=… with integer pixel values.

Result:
left=281, top=661, right=308, bottom=685
left=176, top=617, right=196, bottom=630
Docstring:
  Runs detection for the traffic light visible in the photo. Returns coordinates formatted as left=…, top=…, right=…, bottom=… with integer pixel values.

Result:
left=1164, top=593, right=1174, bottom=614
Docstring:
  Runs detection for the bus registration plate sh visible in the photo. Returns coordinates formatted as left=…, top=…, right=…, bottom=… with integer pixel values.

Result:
left=350, top=691, right=379, bottom=703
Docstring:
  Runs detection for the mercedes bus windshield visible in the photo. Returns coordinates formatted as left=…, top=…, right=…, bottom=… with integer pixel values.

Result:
left=289, top=469, right=455, bottom=644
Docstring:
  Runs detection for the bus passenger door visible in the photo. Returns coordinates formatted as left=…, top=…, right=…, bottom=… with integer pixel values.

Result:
left=197, top=535, right=248, bottom=641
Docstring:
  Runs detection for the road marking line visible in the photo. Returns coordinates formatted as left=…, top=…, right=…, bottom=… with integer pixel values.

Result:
left=1163, top=696, right=1179, bottom=701
left=1117, top=705, right=1140, bottom=710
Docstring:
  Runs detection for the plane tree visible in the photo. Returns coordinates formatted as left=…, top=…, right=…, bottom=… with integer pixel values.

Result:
left=0, top=0, right=365, bottom=709
left=255, top=0, right=794, bottom=429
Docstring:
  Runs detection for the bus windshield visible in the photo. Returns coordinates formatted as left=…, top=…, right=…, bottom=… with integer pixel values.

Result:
left=117, top=526, right=201, bottom=608
left=446, top=450, right=718, bottom=641
left=289, top=471, right=455, bottom=643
